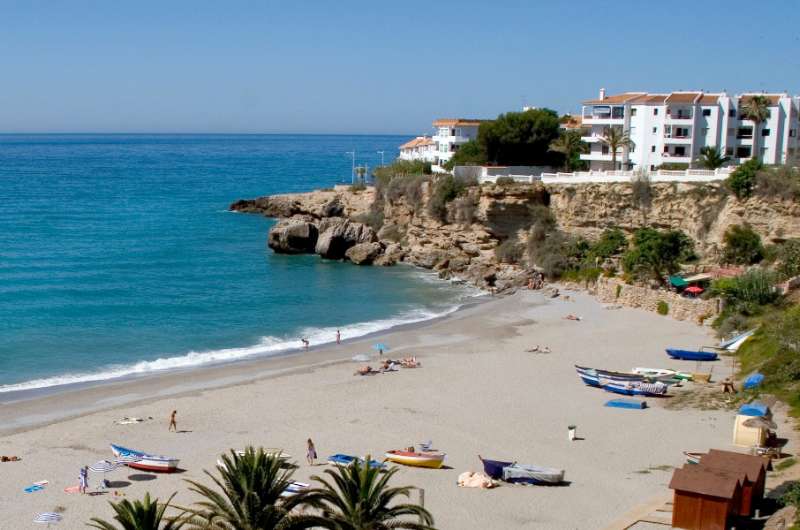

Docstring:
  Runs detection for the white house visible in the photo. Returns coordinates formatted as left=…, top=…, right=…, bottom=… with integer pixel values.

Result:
left=398, top=136, right=436, bottom=163
left=431, top=118, right=484, bottom=172
left=580, top=89, right=800, bottom=171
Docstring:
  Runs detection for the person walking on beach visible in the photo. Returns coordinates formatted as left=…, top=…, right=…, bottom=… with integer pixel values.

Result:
left=168, top=410, right=177, bottom=432
left=306, top=438, right=317, bottom=465
left=301, top=338, right=309, bottom=350
left=79, top=465, right=88, bottom=494
left=336, top=329, right=341, bottom=344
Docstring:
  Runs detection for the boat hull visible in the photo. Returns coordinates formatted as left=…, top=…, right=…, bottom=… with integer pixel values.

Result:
left=666, top=348, right=718, bottom=361
left=327, top=454, right=383, bottom=468
left=384, top=451, right=445, bottom=469
left=503, top=464, right=564, bottom=485
left=111, top=444, right=179, bottom=473
left=603, top=381, right=667, bottom=397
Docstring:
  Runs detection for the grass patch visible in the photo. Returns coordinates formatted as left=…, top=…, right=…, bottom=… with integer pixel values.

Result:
left=633, top=464, right=674, bottom=474
left=776, top=458, right=798, bottom=472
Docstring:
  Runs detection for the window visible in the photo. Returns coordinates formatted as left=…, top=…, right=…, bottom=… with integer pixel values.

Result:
left=737, top=127, right=753, bottom=139
left=674, top=146, right=686, bottom=157
left=702, top=109, right=711, bottom=117
left=790, top=129, right=797, bottom=138
left=725, top=147, right=734, bottom=156
left=601, top=145, right=609, bottom=155
left=652, top=127, right=657, bottom=134
left=651, top=145, right=656, bottom=153
left=762, top=129, right=770, bottom=137
left=663, top=145, right=669, bottom=153
left=736, top=146, right=752, bottom=158
left=630, top=144, right=635, bottom=153
left=654, top=108, right=659, bottom=116
left=650, top=165, right=656, bottom=171
left=631, top=108, right=637, bottom=116
left=729, top=109, right=736, bottom=118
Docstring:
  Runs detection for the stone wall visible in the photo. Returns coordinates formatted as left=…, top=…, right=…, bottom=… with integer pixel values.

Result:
left=568, top=277, right=720, bottom=324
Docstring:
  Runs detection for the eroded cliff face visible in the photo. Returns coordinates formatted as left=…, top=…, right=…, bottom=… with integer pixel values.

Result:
left=548, top=182, right=800, bottom=256
left=230, top=181, right=800, bottom=291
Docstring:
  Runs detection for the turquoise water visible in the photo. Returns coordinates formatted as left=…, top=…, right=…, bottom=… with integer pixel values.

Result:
left=0, top=135, right=475, bottom=393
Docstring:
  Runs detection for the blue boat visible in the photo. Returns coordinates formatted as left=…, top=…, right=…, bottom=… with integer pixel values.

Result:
left=605, top=398, right=647, bottom=409
left=327, top=454, right=384, bottom=468
left=665, top=348, right=718, bottom=361
left=602, top=381, right=667, bottom=397
left=479, top=456, right=513, bottom=479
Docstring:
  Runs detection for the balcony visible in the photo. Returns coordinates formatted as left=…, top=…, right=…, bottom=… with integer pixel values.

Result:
left=666, top=109, right=694, bottom=123
left=582, top=105, right=624, bottom=124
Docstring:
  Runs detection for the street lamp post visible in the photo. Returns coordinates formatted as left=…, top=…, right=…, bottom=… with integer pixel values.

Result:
left=376, top=150, right=385, bottom=167
left=345, top=151, right=355, bottom=184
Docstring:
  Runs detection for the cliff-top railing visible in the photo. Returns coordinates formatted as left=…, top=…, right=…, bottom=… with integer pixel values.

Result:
left=472, top=167, right=734, bottom=185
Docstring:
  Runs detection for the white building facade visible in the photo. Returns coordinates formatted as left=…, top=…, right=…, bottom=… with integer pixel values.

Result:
left=580, top=89, right=800, bottom=171
left=398, top=136, right=436, bottom=163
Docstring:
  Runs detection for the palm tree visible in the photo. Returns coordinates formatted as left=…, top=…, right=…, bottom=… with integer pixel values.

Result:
left=599, top=127, right=634, bottom=170
left=740, top=95, right=771, bottom=162
left=695, top=146, right=730, bottom=169
left=549, top=130, right=588, bottom=171
left=180, top=447, right=316, bottom=530
left=88, top=493, right=183, bottom=530
left=297, top=458, right=435, bottom=530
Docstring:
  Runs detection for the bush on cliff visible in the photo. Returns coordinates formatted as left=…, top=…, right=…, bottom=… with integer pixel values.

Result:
left=427, top=174, right=476, bottom=222
left=726, top=159, right=762, bottom=199
left=711, top=269, right=779, bottom=315
left=721, top=224, right=763, bottom=265
left=776, top=239, right=800, bottom=279
left=755, top=164, right=800, bottom=201
left=479, top=108, right=562, bottom=166
left=586, top=227, right=627, bottom=263
left=621, top=228, right=695, bottom=284
left=495, top=238, right=524, bottom=264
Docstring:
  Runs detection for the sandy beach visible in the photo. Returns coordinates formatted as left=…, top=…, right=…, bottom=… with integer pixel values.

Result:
left=0, top=288, right=778, bottom=529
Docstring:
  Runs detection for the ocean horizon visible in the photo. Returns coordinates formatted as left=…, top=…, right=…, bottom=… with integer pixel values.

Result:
left=0, top=134, right=476, bottom=395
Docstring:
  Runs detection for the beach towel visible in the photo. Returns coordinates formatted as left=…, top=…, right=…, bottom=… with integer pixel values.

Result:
left=24, top=481, right=48, bottom=493
left=64, top=485, right=81, bottom=494
left=457, top=471, right=497, bottom=489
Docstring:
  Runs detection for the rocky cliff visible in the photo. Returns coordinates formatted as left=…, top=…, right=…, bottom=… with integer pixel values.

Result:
left=230, top=181, right=800, bottom=291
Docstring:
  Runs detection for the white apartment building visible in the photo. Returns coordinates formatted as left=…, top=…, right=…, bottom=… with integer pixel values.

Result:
left=398, top=136, right=436, bottom=163
left=580, top=89, right=800, bottom=171
left=397, top=118, right=485, bottom=172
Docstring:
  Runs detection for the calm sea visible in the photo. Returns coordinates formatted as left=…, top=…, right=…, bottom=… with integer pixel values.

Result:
left=0, top=134, right=476, bottom=394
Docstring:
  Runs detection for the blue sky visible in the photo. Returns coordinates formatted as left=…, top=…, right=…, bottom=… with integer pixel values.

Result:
left=1, top=0, right=798, bottom=134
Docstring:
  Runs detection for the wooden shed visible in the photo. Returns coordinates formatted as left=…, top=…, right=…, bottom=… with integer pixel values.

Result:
left=702, top=449, right=767, bottom=516
left=669, top=465, right=743, bottom=530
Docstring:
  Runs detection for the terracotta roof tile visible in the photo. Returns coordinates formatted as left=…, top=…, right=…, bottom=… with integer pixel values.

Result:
left=669, top=465, right=743, bottom=499
left=666, top=92, right=702, bottom=104
left=432, top=119, right=485, bottom=127
left=399, top=137, right=434, bottom=150
left=583, top=92, right=646, bottom=105
left=699, top=94, right=722, bottom=105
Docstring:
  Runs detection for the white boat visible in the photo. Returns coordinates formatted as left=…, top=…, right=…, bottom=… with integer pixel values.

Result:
left=111, top=444, right=179, bottom=473
left=280, top=481, right=310, bottom=497
left=632, top=367, right=693, bottom=381
left=502, top=464, right=565, bottom=485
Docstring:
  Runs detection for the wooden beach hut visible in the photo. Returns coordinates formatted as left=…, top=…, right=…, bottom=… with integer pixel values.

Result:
left=701, top=449, right=767, bottom=516
left=669, top=465, right=743, bottom=530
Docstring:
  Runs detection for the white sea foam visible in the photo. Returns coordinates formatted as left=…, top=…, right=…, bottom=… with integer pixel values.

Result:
left=0, top=304, right=463, bottom=395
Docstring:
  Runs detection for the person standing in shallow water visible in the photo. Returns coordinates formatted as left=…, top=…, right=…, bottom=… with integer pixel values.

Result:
left=336, top=329, right=341, bottom=344
left=306, top=438, right=317, bottom=465
left=169, top=410, right=177, bottom=432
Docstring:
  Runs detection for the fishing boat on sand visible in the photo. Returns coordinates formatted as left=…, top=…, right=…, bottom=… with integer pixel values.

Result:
left=281, top=481, right=310, bottom=497
left=575, top=365, right=646, bottom=387
left=684, top=451, right=705, bottom=465
left=111, top=444, right=179, bottom=473
left=327, top=454, right=384, bottom=468
left=384, top=450, right=445, bottom=469
left=666, top=348, right=718, bottom=361
left=602, top=380, right=668, bottom=397
left=632, top=367, right=693, bottom=381
left=478, top=456, right=564, bottom=485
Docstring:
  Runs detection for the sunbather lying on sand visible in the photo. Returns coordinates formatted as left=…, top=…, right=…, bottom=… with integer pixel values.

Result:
left=564, top=314, right=582, bottom=321
left=0, top=456, right=21, bottom=462
left=354, top=365, right=377, bottom=376
left=380, top=360, right=400, bottom=372
left=400, top=356, right=420, bottom=368
left=526, top=345, right=551, bottom=353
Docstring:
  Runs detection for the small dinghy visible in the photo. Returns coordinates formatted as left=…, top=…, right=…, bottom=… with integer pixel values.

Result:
left=384, top=450, right=445, bottom=469
left=666, top=348, right=718, bottom=361
left=327, top=454, right=384, bottom=468
left=281, top=481, right=310, bottom=497
left=575, top=365, right=645, bottom=382
left=632, top=367, right=693, bottom=381
left=479, top=456, right=564, bottom=485
left=111, top=444, right=179, bottom=473
left=684, top=451, right=705, bottom=465
left=603, top=380, right=668, bottom=397
left=502, top=464, right=565, bottom=485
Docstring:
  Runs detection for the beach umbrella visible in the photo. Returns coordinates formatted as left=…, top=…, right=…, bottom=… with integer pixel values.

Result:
left=685, top=286, right=704, bottom=295
left=89, top=460, right=120, bottom=484
left=33, top=512, right=62, bottom=527
left=372, top=343, right=389, bottom=352
left=743, top=417, right=777, bottom=430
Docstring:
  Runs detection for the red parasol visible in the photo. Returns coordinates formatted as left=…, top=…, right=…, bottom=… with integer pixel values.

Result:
left=685, top=286, right=704, bottom=294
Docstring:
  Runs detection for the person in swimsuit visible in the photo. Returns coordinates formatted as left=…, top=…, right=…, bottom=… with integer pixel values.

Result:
left=79, top=466, right=88, bottom=494
left=336, top=330, right=341, bottom=344
left=169, top=410, right=177, bottom=432
left=306, top=438, right=317, bottom=465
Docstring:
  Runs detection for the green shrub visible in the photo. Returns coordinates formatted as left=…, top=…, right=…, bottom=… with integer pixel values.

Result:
left=780, top=480, right=800, bottom=509
left=776, top=239, right=800, bottom=279
left=726, top=159, right=762, bottom=199
left=657, top=301, right=669, bottom=315
left=495, top=176, right=517, bottom=186
left=527, top=205, right=557, bottom=244
left=721, top=224, right=763, bottom=265
left=711, top=269, right=779, bottom=314
left=755, top=164, right=800, bottom=200
left=350, top=181, right=367, bottom=192
left=588, top=228, right=627, bottom=263
left=615, top=284, right=623, bottom=299
left=353, top=210, right=384, bottom=231
left=657, top=162, right=689, bottom=170
left=631, top=174, right=653, bottom=210
left=444, top=139, right=487, bottom=169
left=494, top=238, right=524, bottom=264
left=427, top=174, right=476, bottom=222
left=622, top=228, right=695, bottom=283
